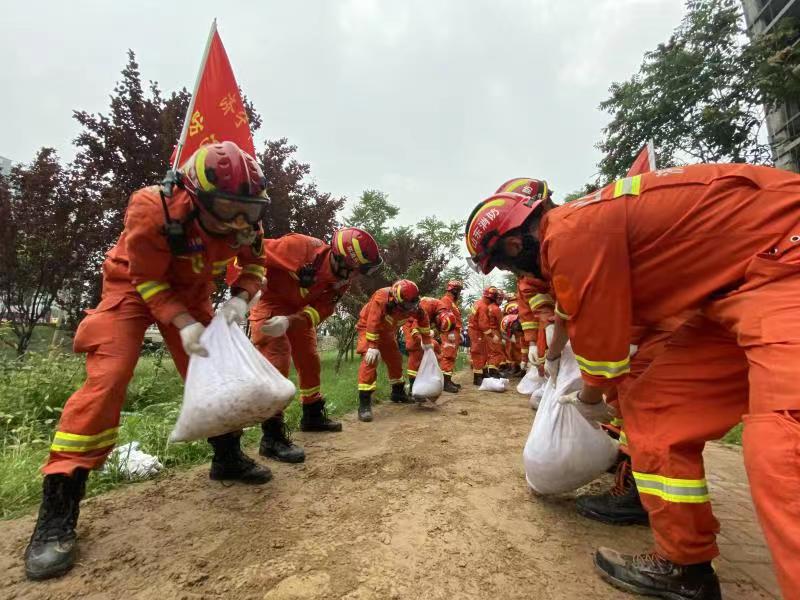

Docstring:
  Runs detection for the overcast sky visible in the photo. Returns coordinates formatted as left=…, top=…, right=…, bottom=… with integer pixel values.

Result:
left=1, top=0, right=684, bottom=231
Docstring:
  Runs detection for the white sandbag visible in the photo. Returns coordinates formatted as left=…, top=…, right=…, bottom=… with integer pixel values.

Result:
left=412, top=348, right=444, bottom=399
left=479, top=377, right=508, bottom=392
left=517, top=366, right=545, bottom=396
left=103, top=442, right=163, bottom=479
left=170, top=316, right=295, bottom=442
left=522, top=344, right=618, bottom=494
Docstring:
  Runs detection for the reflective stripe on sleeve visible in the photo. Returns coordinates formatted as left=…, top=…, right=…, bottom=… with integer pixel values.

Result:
left=521, top=321, right=538, bottom=331
left=365, top=332, right=379, bottom=341
left=241, top=264, right=266, bottom=278
left=633, top=472, right=710, bottom=504
left=529, top=293, right=553, bottom=310
left=417, top=327, right=431, bottom=335
left=136, top=281, right=170, bottom=302
left=303, top=306, right=321, bottom=327
left=50, top=426, right=119, bottom=453
left=575, top=354, right=631, bottom=378
left=554, top=303, right=570, bottom=320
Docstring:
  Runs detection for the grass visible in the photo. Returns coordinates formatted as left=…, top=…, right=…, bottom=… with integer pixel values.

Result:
left=1, top=345, right=465, bottom=519
left=722, top=423, right=743, bottom=445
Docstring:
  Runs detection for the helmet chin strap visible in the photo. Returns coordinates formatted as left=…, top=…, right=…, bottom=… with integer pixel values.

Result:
left=499, top=233, right=543, bottom=278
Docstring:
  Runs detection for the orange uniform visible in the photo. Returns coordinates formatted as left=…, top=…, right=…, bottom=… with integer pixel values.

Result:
left=249, top=234, right=349, bottom=405
left=475, top=298, right=504, bottom=372
left=44, top=187, right=265, bottom=476
left=403, top=297, right=445, bottom=378
left=517, top=276, right=554, bottom=369
left=438, top=291, right=462, bottom=377
left=541, top=164, right=800, bottom=594
left=356, top=288, right=431, bottom=393
left=467, top=304, right=485, bottom=375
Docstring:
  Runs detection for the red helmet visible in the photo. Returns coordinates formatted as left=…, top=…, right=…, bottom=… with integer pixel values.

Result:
left=506, top=292, right=518, bottom=302
left=446, top=280, right=463, bottom=294
left=501, top=314, right=520, bottom=337
left=332, top=227, right=383, bottom=275
left=504, top=301, right=519, bottom=315
left=483, top=286, right=499, bottom=301
left=181, top=141, right=269, bottom=226
left=496, top=178, right=552, bottom=201
left=391, top=279, right=420, bottom=310
left=465, top=193, right=544, bottom=274
left=435, top=310, right=457, bottom=333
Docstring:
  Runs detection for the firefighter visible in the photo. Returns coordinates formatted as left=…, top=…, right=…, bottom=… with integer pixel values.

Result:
left=403, top=297, right=458, bottom=393
left=24, top=142, right=271, bottom=581
left=502, top=296, right=524, bottom=375
left=467, top=301, right=486, bottom=385
left=500, top=313, right=524, bottom=374
left=249, top=228, right=382, bottom=463
left=465, top=166, right=800, bottom=599
left=356, top=280, right=432, bottom=422
left=474, top=287, right=504, bottom=378
left=439, top=280, right=464, bottom=391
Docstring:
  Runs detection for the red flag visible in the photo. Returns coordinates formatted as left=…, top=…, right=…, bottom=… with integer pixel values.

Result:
left=172, top=20, right=258, bottom=286
left=172, top=20, right=255, bottom=168
left=625, top=140, right=656, bottom=177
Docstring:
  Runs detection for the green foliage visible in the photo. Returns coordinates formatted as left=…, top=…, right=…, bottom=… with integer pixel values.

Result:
left=344, top=189, right=400, bottom=247
left=722, top=423, right=743, bottom=445
left=596, top=0, right=800, bottom=182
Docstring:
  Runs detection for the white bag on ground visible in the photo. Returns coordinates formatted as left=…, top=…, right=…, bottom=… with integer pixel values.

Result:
left=103, top=442, right=163, bottom=479
left=170, top=316, right=295, bottom=442
left=522, top=344, right=618, bottom=494
left=479, top=377, right=508, bottom=392
left=517, top=366, right=545, bottom=396
left=412, top=348, right=444, bottom=399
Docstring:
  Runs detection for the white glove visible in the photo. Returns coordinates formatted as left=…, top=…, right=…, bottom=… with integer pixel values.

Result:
left=365, top=347, right=381, bottom=365
left=422, top=343, right=434, bottom=351
left=520, top=361, right=528, bottom=371
left=179, top=322, right=208, bottom=357
left=447, top=332, right=457, bottom=342
left=220, top=296, right=248, bottom=324
left=528, top=345, right=538, bottom=365
left=260, top=316, right=290, bottom=337
left=558, top=391, right=616, bottom=423
left=544, top=354, right=560, bottom=382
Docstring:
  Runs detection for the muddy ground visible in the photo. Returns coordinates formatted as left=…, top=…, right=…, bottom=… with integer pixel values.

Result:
left=0, top=372, right=778, bottom=599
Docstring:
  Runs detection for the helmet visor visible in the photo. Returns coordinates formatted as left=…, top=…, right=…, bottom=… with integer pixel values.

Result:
left=198, top=190, right=269, bottom=226
left=399, top=299, right=419, bottom=312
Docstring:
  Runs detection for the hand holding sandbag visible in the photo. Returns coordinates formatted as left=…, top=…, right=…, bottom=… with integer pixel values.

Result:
left=260, top=316, right=290, bottom=337
left=180, top=322, right=208, bottom=357
left=365, top=348, right=381, bottom=365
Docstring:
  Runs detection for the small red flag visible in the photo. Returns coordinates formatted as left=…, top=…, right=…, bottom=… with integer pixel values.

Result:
left=625, top=140, right=656, bottom=177
left=172, top=21, right=256, bottom=168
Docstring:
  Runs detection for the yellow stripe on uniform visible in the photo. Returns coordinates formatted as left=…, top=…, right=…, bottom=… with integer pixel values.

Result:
left=574, top=354, right=631, bottom=378
left=136, top=281, right=170, bottom=301
left=351, top=237, right=369, bottom=264
left=388, top=378, right=405, bottom=385
left=632, top=472, right=710, bottom=504
left=303, top=306, right=321, bottom=327
left=612, top=174, right=642, bottom=198
left=212, top=258, right=233, bottom=274
left=50, top=426, right=119, bottom=453
left=417, top=327, right=431, bottom=335
left=299, top=385, right=321, bottom=397
left=365, top=332, right=379, bottom=341
left=521, top=321, right=538, bottom=331
left=529, top=293, right=553, bottom=310
left=242, top=264, right=266, bottom=278
left=358, top=383, right=377, bottom=391
left=619, top=430, right=628, bottom=447
left=554, top=303, right=570, bottom=320
left=407, top=370, right=418, bottom=377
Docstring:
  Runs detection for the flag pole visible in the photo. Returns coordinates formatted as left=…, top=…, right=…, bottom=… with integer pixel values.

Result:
left=647, top=138, right=656, bottom=171
left=171, top=18, right=217, bottom=171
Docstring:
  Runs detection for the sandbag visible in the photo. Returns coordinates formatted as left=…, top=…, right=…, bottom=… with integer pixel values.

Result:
left=517, top=365, right=545, bottom=396
left=479, top=377, right=508, bottom=392
left=170, top=316, right=295, bottom=442
left=411, top=348, right=444, bottom=399
left=522, top=344, right=618, bottom=494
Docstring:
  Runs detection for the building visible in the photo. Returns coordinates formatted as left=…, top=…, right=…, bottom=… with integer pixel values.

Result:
left=0, top=155, right=11, bottom=177
left=742, top=0, right=800, bottom=172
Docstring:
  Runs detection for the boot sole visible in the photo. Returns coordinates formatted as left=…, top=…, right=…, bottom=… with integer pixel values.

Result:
left=358, top=415, right=373, bottom=422
left=25, top=560, right=75, bottom=581
left=259, top=449, right=306, bottom=464
left=299, top=425, right=343, bottom=433
left=209, top=471, right=273, bottom=485
left=577, top=504, right=649, bottom=526
left=594, top=557, right=700, bottom=600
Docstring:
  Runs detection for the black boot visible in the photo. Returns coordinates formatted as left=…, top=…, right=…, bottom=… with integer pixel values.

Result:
left=24, top=469, right=88, bottom=580
left=595, top=548, right=721, bottom=600
left=576, top=459, right=649, bottom=526
left=300, top=398, right=342, bottom=432
left=358, top=391, right=373, bottom=422
left=487, top=368, right=500, bottom=378
left=443, top=374, right=460, bottom=393
left=390, top=382, right=413, bottom=403
left=209, top=433, right=272, bottom=484
left=407, top=376, right=416, bottom=396
left=473, top=372, right=483, bottom=386
left=259, top=415, right=305, bottom=463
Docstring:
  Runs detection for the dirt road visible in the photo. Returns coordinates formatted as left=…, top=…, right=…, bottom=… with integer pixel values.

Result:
left=0, top=373, right=780, bottom=599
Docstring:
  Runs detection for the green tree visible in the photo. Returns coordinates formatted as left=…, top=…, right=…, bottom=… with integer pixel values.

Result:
left=344, top=189, right=399, bottom=246
left=596, top=0, right=800, bottom=182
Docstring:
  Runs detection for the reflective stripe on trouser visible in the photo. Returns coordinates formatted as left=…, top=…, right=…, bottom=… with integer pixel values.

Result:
left=439, top=339, right=458, bottom=376
left=485, top=333, right=505, bottom=371
left=251, top=312, right=322, bottom=405
left=406, top=339, right=441, bottom=377
left=43, top=295, right=208, bottom=476
left=625, top=258, right=800, bottom=596
left=356, top=328, right=403, bottom=393
left=468, top=327, right=485, bottom=372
